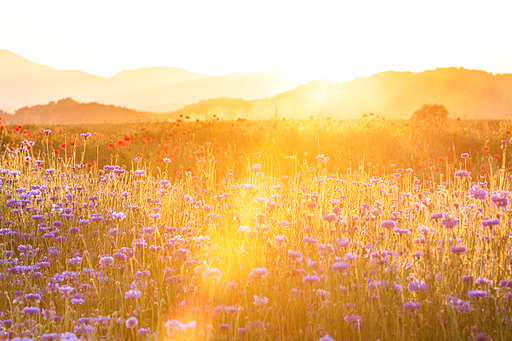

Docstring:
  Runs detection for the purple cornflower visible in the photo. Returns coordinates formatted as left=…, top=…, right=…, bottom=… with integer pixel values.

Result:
left=468, top=186, right=487, bottom=200
left=125, top=290, right=141, bottom=299
left=453, top=298, right=473, bottom=313
left=59, top=285, right=74, bottom=294
left=404, top=302, right=420, bottom=311
left=481, top=218, right=500, bottom=227
left=322, top=213, right=337, bottom=222
left=408, top=280, right=427, bottom=292
left=69, top=226, right=80, bottom=233
left=60, top=332, right=81, bottom=340
left=99, top=256, right=114, bottom=267
left=468, top=290, right=488, bottom=298
left=491, top=191, right=509, bottom=208
left=450, top=246, right=467, bottom=254
left=441, top=215, right=459, bottom=229
left=137, top=328, right=150, bottom=335
left=454, top=170, right=470, bottom=178
left=248, top=268, right=268, bottom=280
left=302, top=275, right=321, bottom=284
left=25, top=293, right=41, bottom=301
left=288, top=250, right=302, bottom=259
left=202, top=268, right=222, bottom=281
left=332, top=261, right=349, bottom=271
left=430, top=212, right=444, bottom=220
left=500, top=280, right=512, bottom=289
left=219, top=324, right=230, bottom=331
left=226, top=282, right=238, bottom=289
left=23, top=306, right=40, bottom=314
left=112, top=212, right=125, bottom=220
left=344, top=313, right=362, bottom=327
left=250, top=164, right=262, bottom=173
left=408, top=281, right=419, bottom=292
left=68, top=256, right=82, bottom=264
left=380, top=220, right=397, bottom=229
left=125, top=317, right=138, bottom=329
left=274, top=235, right=286, bottom=244
left=475, top=333, right=491, bottom=341
left=302, top=237, right=318, bottom=244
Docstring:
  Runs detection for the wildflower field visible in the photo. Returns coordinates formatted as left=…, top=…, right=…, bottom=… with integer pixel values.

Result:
left=2, top=117, right=512, bottom=341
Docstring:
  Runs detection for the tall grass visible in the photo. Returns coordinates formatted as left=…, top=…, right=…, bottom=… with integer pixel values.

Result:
left=0, top=118, right=511, bottom=340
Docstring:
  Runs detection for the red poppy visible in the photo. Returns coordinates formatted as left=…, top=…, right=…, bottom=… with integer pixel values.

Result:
left=60, top=143, right=66, bottom=149
left=108, top=143, right=115, bottom=149
left=53, top=150, right=60, bottom=155
left=482, top=146, right=490, bottom=152
left=493, top=154, right=500, bottom=159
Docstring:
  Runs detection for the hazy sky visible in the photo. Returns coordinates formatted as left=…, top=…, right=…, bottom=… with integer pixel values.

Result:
left=1, top=0, right=511, bottom=82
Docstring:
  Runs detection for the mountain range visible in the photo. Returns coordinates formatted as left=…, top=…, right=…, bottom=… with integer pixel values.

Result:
left=168, top=68, right=512, bottom=120
left=0, top=49, right=299, bottom=114
left=2, top=49, right=512, bottom=124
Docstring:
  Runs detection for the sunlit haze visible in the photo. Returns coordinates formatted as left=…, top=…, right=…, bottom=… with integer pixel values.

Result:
left=1, top=0, right=512, bottom=82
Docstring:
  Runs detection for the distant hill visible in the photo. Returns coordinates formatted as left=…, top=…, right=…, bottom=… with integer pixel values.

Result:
left=0, top=50, right=299, bottom=113
left=0, top=98, right=165, bottom=125
left=3, top=52, right=512, bottom=124
left=172, top=68, right=512, bottom=120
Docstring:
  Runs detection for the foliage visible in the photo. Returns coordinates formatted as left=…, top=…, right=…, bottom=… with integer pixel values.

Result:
left=410, top=103, right=449, bottom=123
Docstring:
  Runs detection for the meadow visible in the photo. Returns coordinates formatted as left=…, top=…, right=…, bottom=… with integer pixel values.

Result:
left=1, top=117, right=512, bottom=340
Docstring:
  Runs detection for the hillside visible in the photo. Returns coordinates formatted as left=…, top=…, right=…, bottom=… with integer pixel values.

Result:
left=3, top=67, right=512, bottom=124
left=172, top=68, right=512, bottom=120
left=0, top=98, right=162, bottom=125
left=0, top=50, right=299, bottom=113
